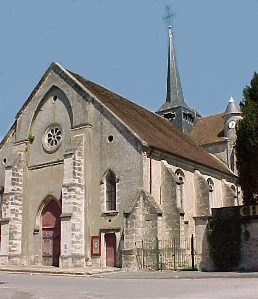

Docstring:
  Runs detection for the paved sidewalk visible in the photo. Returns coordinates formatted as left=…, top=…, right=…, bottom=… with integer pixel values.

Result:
left=1, top=265, right=258, bottom=279
left=97, top=269, right=258, bottom=279
left=0, top=264, right=120, bottom=276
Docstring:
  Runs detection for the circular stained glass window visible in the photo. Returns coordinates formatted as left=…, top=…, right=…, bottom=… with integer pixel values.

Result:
left=42, top=124, right=63, bottom=153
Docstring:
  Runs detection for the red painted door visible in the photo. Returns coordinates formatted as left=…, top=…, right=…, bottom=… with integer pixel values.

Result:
left=42, top=200, right=61, bottom=267
left=105, top=233, right=116, bottom=267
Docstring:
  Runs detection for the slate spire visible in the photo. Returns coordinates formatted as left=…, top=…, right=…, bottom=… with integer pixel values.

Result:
left=156, top=25, right=196, bottom=134
left=166, top=25, right=184, bottom=105
left=224, top=96, right=241, bottom=116
left=158, top=26, right=188, bottom=111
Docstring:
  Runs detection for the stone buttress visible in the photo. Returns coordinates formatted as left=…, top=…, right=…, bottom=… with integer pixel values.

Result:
left=60, top=135, right=86, bottom=267
left=0, top=143, right=27, bottom=265
left=123, top=189, right=162, bottom=270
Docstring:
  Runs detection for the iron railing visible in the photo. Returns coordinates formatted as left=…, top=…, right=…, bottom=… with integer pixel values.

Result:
left=135, top=235, right=196, bottom=270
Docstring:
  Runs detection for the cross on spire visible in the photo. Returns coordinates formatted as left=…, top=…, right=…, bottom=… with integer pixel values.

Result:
left=163, top=6, right=176, bottom=28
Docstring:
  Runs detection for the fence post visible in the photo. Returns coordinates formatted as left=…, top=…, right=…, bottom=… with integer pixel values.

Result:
left=155, top=237, right=159, bottom=270
left=191, top=234, right=195, bottom=270
left=142, top=239, right=144, bottom=269
left=173, top=238, right=176, bottom=271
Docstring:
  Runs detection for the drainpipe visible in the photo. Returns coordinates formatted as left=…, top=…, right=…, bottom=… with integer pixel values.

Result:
left=149, top=149, right=153, bottom=195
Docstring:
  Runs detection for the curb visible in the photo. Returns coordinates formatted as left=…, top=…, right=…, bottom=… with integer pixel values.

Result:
left=0, top=267, right=121, bottom=277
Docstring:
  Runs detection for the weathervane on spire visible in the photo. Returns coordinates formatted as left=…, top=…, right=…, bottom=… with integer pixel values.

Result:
left=163, top=6, right=176, bottom=28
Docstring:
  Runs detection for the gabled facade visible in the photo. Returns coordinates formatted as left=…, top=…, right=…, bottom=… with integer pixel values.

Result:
left=0, top=62, right=238, bottom=270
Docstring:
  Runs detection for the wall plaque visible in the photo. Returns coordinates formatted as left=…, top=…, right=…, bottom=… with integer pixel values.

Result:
left=91, top=236, right=101, bottom=256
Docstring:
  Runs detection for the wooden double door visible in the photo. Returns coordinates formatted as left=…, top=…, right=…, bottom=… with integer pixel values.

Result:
left=41, top=199, right=61, bottom=267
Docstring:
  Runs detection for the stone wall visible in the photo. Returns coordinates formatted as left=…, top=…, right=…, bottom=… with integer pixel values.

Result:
left=203, top=142, right=227, bottom=165
left=200, top=207, right=258, bottom=272
left=194, top=170, right=210, bottom=217
left=0, top=146, right=26, bottom=265
left=123, top=190, right=162, bottom=270
left=61, top=135, right=85, bottom=267
left=160, top=161, right=180, bottom=240
left=194, top=217, right=214, bottom=271
left=222, top=179, right=236, bottom=207
left=239, top=220, right=258, bottom=271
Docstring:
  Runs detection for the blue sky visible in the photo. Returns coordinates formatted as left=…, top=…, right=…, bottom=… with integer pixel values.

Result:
left=1, top=0, right=258, bottom=139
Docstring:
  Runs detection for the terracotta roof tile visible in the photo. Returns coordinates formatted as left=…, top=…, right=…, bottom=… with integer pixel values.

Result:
left=70, top=71, right=232, bottom=176
left=191, top=113, right=226, bottom=145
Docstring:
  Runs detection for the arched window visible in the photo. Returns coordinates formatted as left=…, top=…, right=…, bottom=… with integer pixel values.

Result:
left=231, top=185, right=238, bottom=205
left=231, top=185, right=236, bottom=195
left=175, top=169, right=185, bottom=246
left=207, top=178, right=214, bottom=212
left=207, top=178, right=214, bottom=192
left=0, top=186, right=3, bottom=206
left=175, top=169, right=185, bottom=210
left=106, top=171, right=117, bottom=211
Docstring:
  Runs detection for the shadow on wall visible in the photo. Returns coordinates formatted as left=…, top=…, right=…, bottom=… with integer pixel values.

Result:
left=117, top=232, right=124, bottom=268
left=199, top=225, right=214, bottom=272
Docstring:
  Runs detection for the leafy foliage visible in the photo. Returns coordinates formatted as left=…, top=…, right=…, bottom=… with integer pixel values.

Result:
left=236, top=72, right=258, bottom=204
left=207, top=217, right=241, bottom=271
left=28, top=133, right=35, bottom=144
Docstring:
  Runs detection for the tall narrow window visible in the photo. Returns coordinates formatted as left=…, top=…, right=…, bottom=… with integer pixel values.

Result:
left=0, top=186, right=3, bottom=206
left=175, top=169, right=185, bottom=210
left=207, top=178, right=214, bottom=213
left=106, top=171, right=116, bottom=211
left=175, top=169, right=185, bottom=247
left=231, top=185, right=238, bottom=206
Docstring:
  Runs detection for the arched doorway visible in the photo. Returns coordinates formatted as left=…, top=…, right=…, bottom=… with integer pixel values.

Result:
left=41, top=199, right=61, bottom=267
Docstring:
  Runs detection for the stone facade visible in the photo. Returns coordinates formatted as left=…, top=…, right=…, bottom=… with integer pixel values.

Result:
left=0, top=63, right=238, bottom=271
left=0, top=144, right=26, bottom=265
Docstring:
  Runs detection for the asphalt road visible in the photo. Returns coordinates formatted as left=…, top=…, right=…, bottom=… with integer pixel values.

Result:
left=1, top=272, right=258, bottom=298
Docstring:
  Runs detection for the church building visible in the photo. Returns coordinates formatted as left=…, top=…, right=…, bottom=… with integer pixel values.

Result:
left=0, top=26, right=240, bottom=270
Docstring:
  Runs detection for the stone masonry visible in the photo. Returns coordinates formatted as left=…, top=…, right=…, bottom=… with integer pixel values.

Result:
left=0, top=147, right=26, bottom=265
left=123, top=189, right=162, bottom=270
left=61, top=135, right=85, bottom=267
left=160, top=161, right=180, bottom=240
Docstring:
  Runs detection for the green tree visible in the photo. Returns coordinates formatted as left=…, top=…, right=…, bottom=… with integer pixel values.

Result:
left=236, top=72, right=258, bottom=204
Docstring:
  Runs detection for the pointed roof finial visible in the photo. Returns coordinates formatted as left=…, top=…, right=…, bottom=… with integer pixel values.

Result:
left=157, top=9, right=188, bottom=111
left=166, top=23, right=185, bottom=104
left=224, top=96, right=241, bottom=115
left=163, top=6, right=176, bottom=28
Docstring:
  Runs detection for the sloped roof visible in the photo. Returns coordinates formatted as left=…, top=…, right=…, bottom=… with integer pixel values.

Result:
left=70, top=71, right=232, bottom=176
left=190, top=113, right=226, bottom=145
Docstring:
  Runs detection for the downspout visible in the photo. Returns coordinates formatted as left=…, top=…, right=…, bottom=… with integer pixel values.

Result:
left=149, top=149, right=153, bottom=195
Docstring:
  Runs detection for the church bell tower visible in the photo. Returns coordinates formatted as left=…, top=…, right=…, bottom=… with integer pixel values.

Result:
left=224, top=96, right=242, bottom=173
left=156, top=26, right=197, bottom=134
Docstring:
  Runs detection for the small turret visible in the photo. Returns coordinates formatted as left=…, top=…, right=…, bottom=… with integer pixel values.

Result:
left=224, top=97, right=242, bottom=173
left=224, top=96, right=242, bottom=138
left=224, top=96, right=241, bottom=116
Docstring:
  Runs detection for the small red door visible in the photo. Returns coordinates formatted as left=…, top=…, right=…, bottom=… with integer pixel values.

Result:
left=105, top=233, right=116, bottom=267
left=42, top=199, right=61, bottom=267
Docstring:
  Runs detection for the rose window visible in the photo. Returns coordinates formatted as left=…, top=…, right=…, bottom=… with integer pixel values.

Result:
left=43, top=124, right=63, bottom=153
